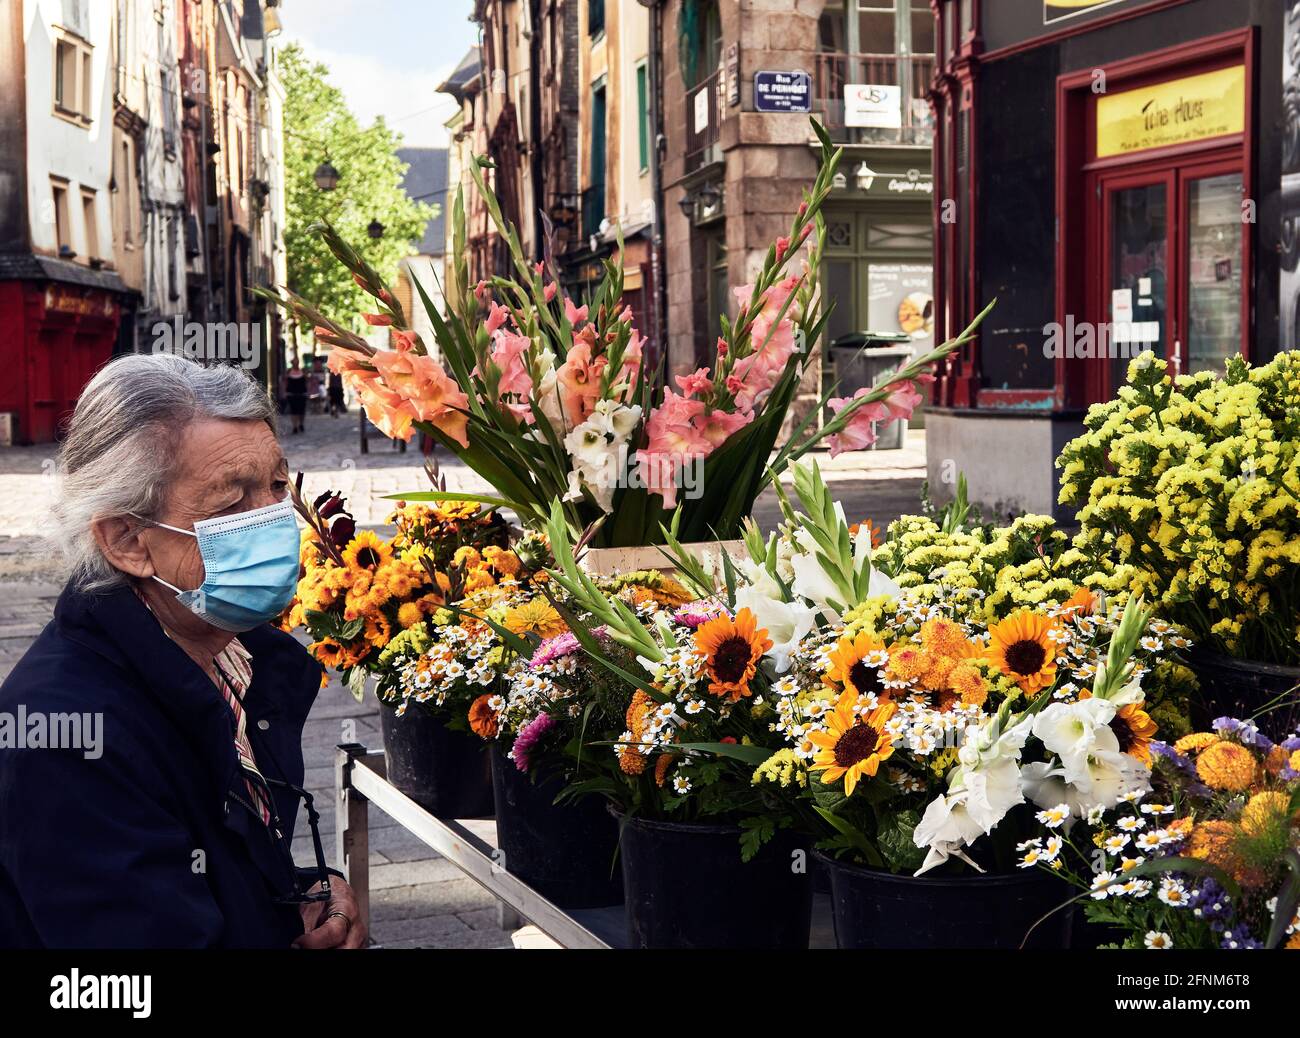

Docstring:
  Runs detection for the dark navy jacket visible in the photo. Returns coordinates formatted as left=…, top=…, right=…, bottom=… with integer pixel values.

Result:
left=0, top=583, right=322, bottom=948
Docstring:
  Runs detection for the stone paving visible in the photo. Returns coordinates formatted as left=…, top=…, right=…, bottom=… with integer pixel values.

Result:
left=0, top=406, right=928, bottom=948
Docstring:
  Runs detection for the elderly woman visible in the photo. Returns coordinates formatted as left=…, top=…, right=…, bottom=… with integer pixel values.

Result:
left=0, top=354, right=365, bottom=949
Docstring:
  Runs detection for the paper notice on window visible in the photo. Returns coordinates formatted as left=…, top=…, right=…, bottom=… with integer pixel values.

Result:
left=1111, top=288, right=1134, bottom=324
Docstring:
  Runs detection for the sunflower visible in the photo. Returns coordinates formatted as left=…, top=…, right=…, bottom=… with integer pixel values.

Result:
left=693, top=608, right=772, bottom=702
left=468, top=694, right=498, bottom=739
left=823, top=631, right=887, bottom=699
left=985, top=610, right=1061, bottom=694
left=503, top=598, right=566, bottom=639
left=1110, top=703, right=1158, bottom=764
left=309, top=637, right=347, bottom=669
left=341, top=530, right=393, bottom=571
left=363, top=613, right=393, bottom=649
left=808, top=691, right=896, bottom=796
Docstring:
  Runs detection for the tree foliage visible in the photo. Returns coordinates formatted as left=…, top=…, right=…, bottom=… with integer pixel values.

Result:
left=280, top=42, right=437, bottom=340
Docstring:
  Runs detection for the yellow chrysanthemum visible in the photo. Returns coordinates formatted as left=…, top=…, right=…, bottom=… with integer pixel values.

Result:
left=397, top=601, right=423, bottom=629
left=1175, top=732, right=1219, bottom=755
left=1187, top=820, right=1239, bottom=871
left=453, top=545, right=482, bottom=569
left=1240, top=791, right=1291, bottom=836
left=463, top=566, right=497, bottom=594
left=885, top=643, right=930, bottom=684
left=483, top=546, right=522, bottom=577
left=919, top=617, right=974, bottom=658
left=504, top=598, right=566, bottom=640
left=1195, top=741, right=1257, bottom=792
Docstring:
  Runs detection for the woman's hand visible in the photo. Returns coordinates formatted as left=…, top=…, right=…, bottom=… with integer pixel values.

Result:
left=293, top=878, right=368, bottom=949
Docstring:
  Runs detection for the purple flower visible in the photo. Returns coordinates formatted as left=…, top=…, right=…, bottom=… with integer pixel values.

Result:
left=1219, top=925, right=1261, bottom=950
left=1213, top=716, right=1272, bottom=751
left=512, top=712, right=556, bottom=773
left=1190, top=879, right=1233, bottom=931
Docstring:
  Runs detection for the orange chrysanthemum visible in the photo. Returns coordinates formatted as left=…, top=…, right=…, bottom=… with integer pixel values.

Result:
left=468, top=694, right=498, bottom=739
left=948, top=662, right=989, bottom=706
left=885, top=643, right=930, bottom=684
left=1060, top=587, right=1099, bottom=616
left=1175, top=732, right=1219, bottom=755
left=1195, top=740, right=1257, bottom=792
left=694, top=608, right=771, bottom=702
left=654, top=753, right=673, bottom=788
left=618, top=691, right=655, bottom=775
left=919, top=617, right=974, bottom=658
left=1187, top=820, right=1239, bottom=872
left=824, top=632, right=887, bottom=699
left=985, top=610, right=1061, bottom=694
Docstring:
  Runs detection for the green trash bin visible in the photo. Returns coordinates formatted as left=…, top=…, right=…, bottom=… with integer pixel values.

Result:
left=828, top=332, right=915, bottom=451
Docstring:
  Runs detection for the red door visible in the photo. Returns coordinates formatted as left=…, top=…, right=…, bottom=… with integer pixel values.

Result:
left=1085, top=149, right=1246, bottom=403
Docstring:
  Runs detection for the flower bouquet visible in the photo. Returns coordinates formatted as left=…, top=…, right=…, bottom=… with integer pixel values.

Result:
left=260, top=121, right=987, bottom=549
left=1057, top=349, right=1300, bottom=723
left=278, top=479, right=513, bottom=699
left=1026, top=715, right=1300, bottom=950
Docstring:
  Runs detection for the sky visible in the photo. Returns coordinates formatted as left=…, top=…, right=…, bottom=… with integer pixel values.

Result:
left=281, top=0, right=480, bottom=149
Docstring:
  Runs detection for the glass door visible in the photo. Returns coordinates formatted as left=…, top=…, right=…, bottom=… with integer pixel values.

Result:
left=1086, top=152, right=1246, bottom=401
left=1182, top=165, right=1244, bottom=375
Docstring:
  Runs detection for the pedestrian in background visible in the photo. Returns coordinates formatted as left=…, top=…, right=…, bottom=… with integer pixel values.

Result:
left=284, top=354, right=308, bottom=435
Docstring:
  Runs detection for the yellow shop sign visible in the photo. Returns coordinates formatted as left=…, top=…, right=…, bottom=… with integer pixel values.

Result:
left=1096, top=65, right=1245, bottom=158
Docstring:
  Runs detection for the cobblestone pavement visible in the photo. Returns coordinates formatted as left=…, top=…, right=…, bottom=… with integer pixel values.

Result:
left=0, top=407, right=927, bottom=948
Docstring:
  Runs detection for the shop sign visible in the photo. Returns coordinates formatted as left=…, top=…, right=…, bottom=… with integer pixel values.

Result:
left=844, top=84, right=901, bottom=129
left=754, top=70, right=811, bottom=113
left=868, top=262, right=934, bottom=351
left=43, top=285, right=116, bottom=319
left=1096, top=65, right=1245, bottom=158
left=725, top=44, right=740, bottom=107
left=1045, top=0, right=1126, bottom=24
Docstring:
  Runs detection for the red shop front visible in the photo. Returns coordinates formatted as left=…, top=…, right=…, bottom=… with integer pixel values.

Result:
left=0, top=274, right=126, bottom=445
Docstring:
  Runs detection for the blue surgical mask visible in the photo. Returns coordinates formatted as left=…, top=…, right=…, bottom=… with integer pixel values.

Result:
left=136, top=498, right=302, bottom=632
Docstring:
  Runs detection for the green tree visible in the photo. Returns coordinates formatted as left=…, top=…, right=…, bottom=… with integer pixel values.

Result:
left=280, top=42, right=436, bottom=339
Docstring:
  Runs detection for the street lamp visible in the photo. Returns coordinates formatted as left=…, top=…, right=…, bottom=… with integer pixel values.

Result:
left=676, top=191, right=694, bottom=219
left=855, top=162, right=877, bottom=193
left=367, top=219, right=385, bottom=240
left=313, top=160, right=340, bottom=192
left=264, top=0, right=283, bottom=37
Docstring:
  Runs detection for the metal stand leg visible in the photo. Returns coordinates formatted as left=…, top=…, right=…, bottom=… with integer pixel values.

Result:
left=336, top=743, right=371, bottom=937
left=496, top=902, right=523, bottom=930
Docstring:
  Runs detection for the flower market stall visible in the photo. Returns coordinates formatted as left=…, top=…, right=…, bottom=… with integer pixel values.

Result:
left=266, top=121, right=1299, bottom=951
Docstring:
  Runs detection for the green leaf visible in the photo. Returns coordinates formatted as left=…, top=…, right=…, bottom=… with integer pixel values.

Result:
left=812, top=805, right=883, bottom=868
left=738, top=815, right=777, bottom=863
left=673, top=741, right=774, bottom=766
left=877, top=809, right=925, bottom=871
left=344, top=666, right=368, bottom=703
left=1266, top=848, right=1300, bottom=949
left=382, top=490, right=516, bottom=510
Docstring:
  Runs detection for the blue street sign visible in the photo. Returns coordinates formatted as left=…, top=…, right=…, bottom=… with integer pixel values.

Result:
left=754, top=70, right=812, bottom=114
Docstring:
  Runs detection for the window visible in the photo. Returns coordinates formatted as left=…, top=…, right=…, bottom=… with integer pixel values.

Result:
left=161, top=67, right=179, bottom=158
left=636, top=62, right=650, bottom=173
left=585, top=81, right=607, bottom=235
left=81, top=189, right=100, bottom=261
left=53, top=34, right=94, bottom=124
left=681, top=0, right=722, bottom=90
left=858, top=0, right=897, bottom=54
left=588, top=0, right=605, bottom=38
left=51, top=180, right=72, bottom=256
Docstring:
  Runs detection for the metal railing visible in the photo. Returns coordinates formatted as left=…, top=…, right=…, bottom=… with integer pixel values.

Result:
left=813, top=53, right=935, bottom=145
left=685, top=68, right=723, bottom=172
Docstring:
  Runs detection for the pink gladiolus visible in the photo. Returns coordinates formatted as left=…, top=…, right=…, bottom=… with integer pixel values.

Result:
left=556, top=340, right=606, bottom=426
left=369, top=349, right=470, bottom=446
left=824, top=384, right=923, bottom=458
left=636, top=390, right=752, bottom=507
left=564, top=297, right=589, bottom=325
left=483, top=331, right=533, bottom=403
left=485, top=302, right=509, bottom=335
left=474, top=279, right=490, bottom=303
left=675, top=367, right=713, bottom=397
left=533, top=261, right=545, bottom=275
left=775, top=235, right=791, bottom=263
left=544, top=281, right=558, bottom=302
left=696, top=406, right=752, bottom=449
left=362, top=312, right=393, bottom=327
left=391, top=329, right=417, bottom=353
left=728, top=275, right=800, bottom=410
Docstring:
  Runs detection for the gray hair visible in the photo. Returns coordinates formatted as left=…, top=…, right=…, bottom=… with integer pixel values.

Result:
left=53, top=353, right=278, bottom=592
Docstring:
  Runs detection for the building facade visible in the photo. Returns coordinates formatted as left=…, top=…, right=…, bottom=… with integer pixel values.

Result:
left=929, top=0, right=1288, bottom=518
left=0, top=0, right=287, bottom=445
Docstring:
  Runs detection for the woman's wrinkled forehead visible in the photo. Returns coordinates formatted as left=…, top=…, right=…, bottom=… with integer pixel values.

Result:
left=169, top=419, right=286, bottom=510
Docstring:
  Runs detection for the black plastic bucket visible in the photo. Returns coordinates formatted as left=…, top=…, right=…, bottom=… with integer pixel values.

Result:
left=490, top=745, right=623, bottom=909
left=380, top=706, right=494, bottom=819
left=1184, top=647, right=1300, bottom=731
left=616, top=810, right=813, bottom=949
left=815, top=850, right=1073, bottom=949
